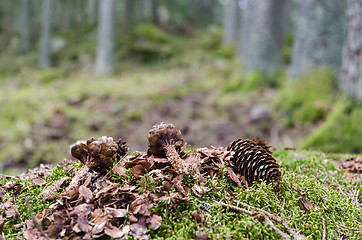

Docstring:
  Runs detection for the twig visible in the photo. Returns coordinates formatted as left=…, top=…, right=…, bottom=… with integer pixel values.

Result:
left=336, top=222, right=362, bottom=232
left=219, top=202, right=290, bottom=240
left=322, top=218, right=326, bottom=240
left=354, top=189, right=360, bottom=207
left=25, top=197, right=50, bottom=240
left=234, top=200, right=304, bottom=240
left=264, top=217, right=291, bottom=240
left=219, top=201, right=257, bottom=216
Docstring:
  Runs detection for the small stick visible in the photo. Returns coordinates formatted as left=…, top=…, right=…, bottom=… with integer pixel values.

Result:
left=25, top=197, right=50, bottom=240
left=335, top=223, right=362, bottom=232
left=234, top=200, right=304, bottom=240
left=219, top=202, right=290, bottom=240
left=354, top=189, right=360, bottom=207
left=322, top=218, right=326, bottom=240
left=264, top=217, right=291, bottom=240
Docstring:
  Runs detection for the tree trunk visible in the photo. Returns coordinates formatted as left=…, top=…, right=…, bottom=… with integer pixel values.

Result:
left=238, top=0, right=287, bottom=74
left=86, top=0, right=97, bottom=24
left=125, top=0, right=134, bottom=26
left=94, top=0, right=115, bottom=76
left=340, top=0, right=362, bottom=102
left=141, top=0, right=152, bottom=21
left=223, top=0, right=239, bottom=44
left=289, top=0, right=346, bottom=81
left=20, top=0, right=32, bottom=53
left=39, top=0, right=53, bottom=69
left=151, top=0, right=159, bottom=25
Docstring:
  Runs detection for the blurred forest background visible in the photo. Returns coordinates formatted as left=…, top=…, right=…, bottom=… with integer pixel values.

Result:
left=0, top=0, right=361, bottom=174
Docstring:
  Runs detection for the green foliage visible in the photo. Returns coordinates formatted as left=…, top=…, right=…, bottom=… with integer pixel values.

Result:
left=275, top=69, right=337, bottom=125
left=242, top=70, right=268, bottom=91
left=133, top=24, right=173, bottom=44
left=196, top=26, right=222, bottom=51
left=128, top=24, right=188, bottom=63
left=282, top=33, right=294, bottom=64
left=216, top=44, right=236, bottom=59
left=302, top=100, right=362, bottom=153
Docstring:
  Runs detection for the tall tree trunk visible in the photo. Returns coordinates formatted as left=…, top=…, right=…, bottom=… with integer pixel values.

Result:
left=141, top=0, right=151, bottom=21
left=340, top=0, right=362, bottom=102
left=125, top=0, right=134, bottom=26
left=223, top=0, right=239, bottom=44
left=86, top=0, right=97, bottom=24
left=289, top=0, right=346, bottom=81
left=238, top=0, right=287, bottom=74
left=39, top=0, right=53, bottom=69
left=20, top=0, right=32, bottom=53
left=151, top=0, right=159, bottom=25
left=94, top=0, right=115, bottom=76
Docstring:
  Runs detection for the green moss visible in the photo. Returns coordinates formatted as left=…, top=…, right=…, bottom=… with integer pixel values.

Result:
left=275, top=69, right=337, bottom=125
left=0, top=162, right=77, bottom=236
left=241, top=70, right=268, bottom=91
left=302, top=100, right=362, bottom=153
left=1, top=150, right=361, bottom=239
left=133, top=24, right=173, bottom=44
left=216, top=44, right=236, bottom=59
left=282, top=33, right=294, bottom=64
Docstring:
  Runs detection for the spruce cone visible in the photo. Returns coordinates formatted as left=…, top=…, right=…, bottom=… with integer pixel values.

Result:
left=71, top=136, right=124, bottom=173
left=147, top=122, right=187, bottom=174
left=226, top=138, right=281, bottom=185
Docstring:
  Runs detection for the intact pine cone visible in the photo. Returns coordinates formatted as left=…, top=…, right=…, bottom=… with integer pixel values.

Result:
left=226, top=138, right=281, bottom=185
left=147, top=122, right=187, bottom=174
left=71, top=136, right=123, bottom=173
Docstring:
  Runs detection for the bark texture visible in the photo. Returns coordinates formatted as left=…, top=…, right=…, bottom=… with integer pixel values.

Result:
left=20, top=0, right=31, bottom=53
left=223, top=0, right=240, bottom=44
left=238, top=0, right=287, bottom=74
left=340, top=0, right=362, bottom=102
left=289, top=0, right=346, bottom=81
left=95, top=0, right=115, bottom=76
left=39, top=0, right=53, bottom=68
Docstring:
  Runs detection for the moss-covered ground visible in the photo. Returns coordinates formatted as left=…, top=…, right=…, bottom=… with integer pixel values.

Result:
left=0, top=150, right=361, bottom=239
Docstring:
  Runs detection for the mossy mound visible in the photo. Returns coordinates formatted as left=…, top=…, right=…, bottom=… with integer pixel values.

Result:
left=275, top=69, right=337, bottom=126
left=302, top=100, right=362, bottom=153
left=127, top=24, right=188, bottom=63
left=1, top=149, right=361, bottom=239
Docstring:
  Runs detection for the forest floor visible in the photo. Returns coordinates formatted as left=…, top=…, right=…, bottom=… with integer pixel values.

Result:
left=0, top=25, right=361, bottom=239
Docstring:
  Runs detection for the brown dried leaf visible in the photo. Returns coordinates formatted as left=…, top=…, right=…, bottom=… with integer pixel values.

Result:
left=92, top=216, right=108, bottom=234
left=192, top=185, right=203, bottom=197
left=147, top=214, right=162, bottom=230
left=132, top=165, right=146, bottom=179
left=105, top=207, right=127, bottom=218
left=226, top=167, right=242, bottom=188
left=340, top=157, right=362, bottom=173
left=299, top=197, right=319, bottom=214
left=77, top=214, right=92, bottom=233
left=196, top=231, right=209, bottom=240
left=79, top=185, right=93, bottom=203
left=5, top=205, right=19, bottom=218
left=33, top=178, right=46, bottom=186
left=113, top=166, right=126, bottom=176
left=130, top=222, right=148, bottom=237
left=104, top=225, right=124, bottom=238
left=46, top=224, right=64, bottom=238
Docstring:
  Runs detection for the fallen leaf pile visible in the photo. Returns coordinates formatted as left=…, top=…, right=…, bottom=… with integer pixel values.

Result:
left=11, top=137, right=235, bottom=239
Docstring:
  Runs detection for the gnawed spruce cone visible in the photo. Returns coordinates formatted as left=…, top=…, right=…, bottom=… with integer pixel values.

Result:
left=147, top=122, right=188, bottom=174
left=227, top=138, right=281, bottom=185
left=71, top=136, right=128, bottom=173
